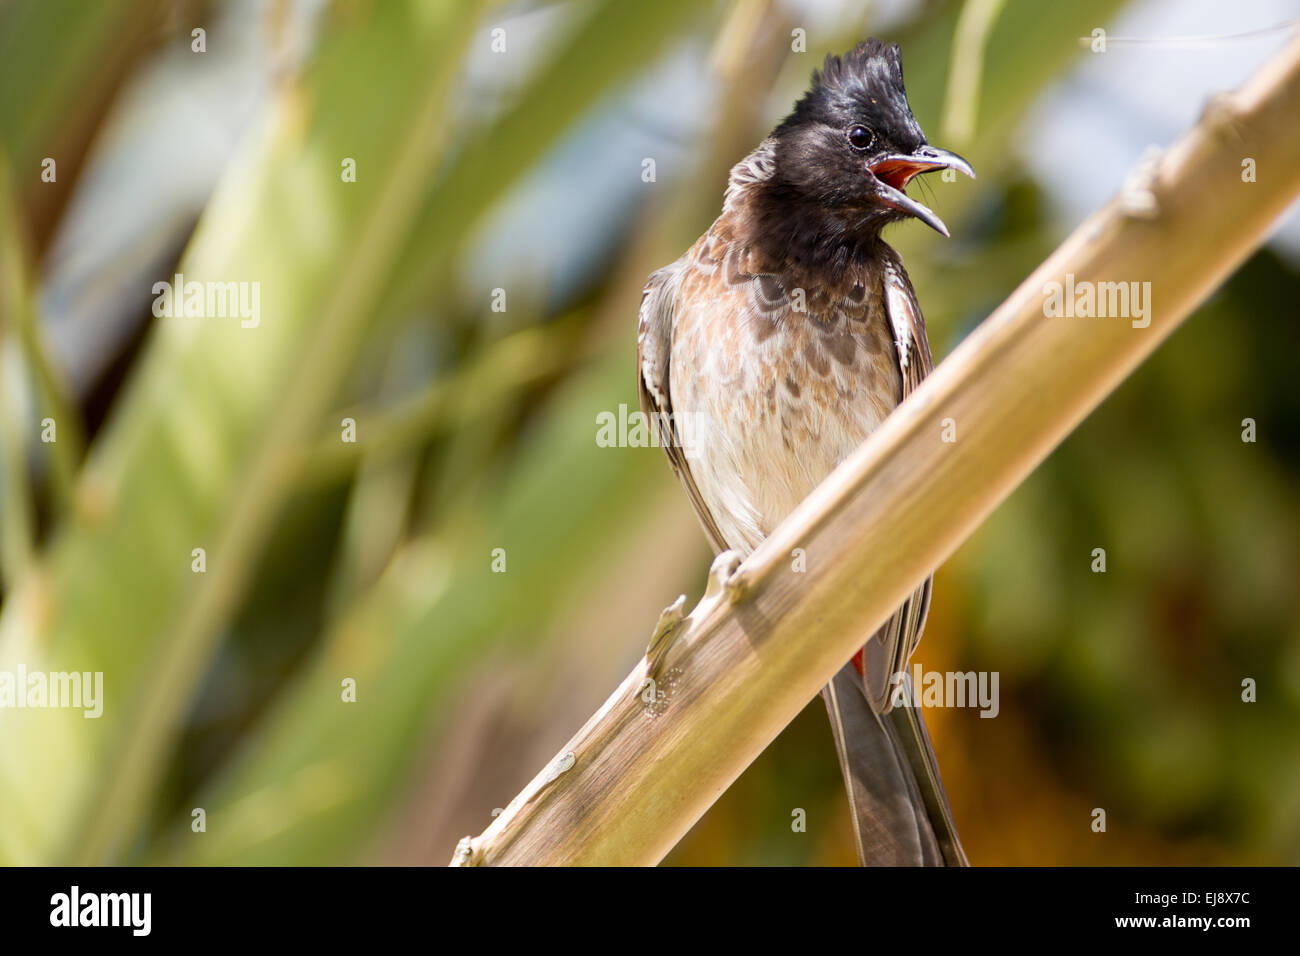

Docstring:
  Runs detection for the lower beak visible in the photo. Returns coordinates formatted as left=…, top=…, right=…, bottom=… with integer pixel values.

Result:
left=869, top=146, right=975, bottom=238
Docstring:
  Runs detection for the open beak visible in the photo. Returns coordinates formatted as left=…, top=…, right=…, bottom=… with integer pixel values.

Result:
left=869, top=146, right=975, bottom=238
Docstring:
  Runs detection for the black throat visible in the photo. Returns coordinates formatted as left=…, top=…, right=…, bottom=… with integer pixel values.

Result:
left=730, top=177, right=894, bottom=281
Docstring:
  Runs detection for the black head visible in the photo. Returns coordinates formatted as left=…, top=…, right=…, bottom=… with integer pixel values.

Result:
left=764, top=39, right=973, bottom=243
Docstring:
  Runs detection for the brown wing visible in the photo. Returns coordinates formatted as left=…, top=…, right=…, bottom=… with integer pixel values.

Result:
left=862, top=255, right=935, bottom=713
left=637, top=259, right=729, bottom=554
left=882, top=254, right=935, bottom=391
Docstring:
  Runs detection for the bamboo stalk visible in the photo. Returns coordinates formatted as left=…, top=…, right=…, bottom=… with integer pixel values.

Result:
left=451, top=35, right=1300, bottom=867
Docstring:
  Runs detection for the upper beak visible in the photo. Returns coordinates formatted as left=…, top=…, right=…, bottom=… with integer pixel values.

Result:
left=869, top=146, right=975, bottom=238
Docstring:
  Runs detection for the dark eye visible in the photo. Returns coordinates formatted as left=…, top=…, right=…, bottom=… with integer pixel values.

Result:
left=847, top=125, right=873, bottom=150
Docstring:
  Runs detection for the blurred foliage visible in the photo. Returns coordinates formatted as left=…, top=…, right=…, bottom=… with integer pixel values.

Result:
left=0, top=0, right=1295, bottom=867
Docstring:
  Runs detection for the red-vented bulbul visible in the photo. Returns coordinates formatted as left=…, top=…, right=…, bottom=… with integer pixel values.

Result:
left=637, top=39, right=974, bottom=866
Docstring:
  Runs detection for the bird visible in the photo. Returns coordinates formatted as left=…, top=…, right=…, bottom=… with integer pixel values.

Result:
left=637, top=39, right=974, bottom=865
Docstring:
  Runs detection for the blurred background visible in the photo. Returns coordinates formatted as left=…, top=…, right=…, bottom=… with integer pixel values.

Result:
left=0, top=0, right=1297, bottom=866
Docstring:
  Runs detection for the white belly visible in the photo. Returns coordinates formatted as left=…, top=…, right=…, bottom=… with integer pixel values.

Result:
left=671, top=305, right=900, bottom=555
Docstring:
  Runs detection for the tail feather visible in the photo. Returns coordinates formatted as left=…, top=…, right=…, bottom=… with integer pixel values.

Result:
left=821, top=664, right=968, bottom=866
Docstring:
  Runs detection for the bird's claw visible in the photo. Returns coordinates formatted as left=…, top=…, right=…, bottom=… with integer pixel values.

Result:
left=704, top=549, right=747, bottom=601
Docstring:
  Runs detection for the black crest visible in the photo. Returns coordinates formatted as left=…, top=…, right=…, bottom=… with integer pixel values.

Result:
left=775, top=39, right=925, bottom=155
left=734, top=39, right=943, bottom=271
